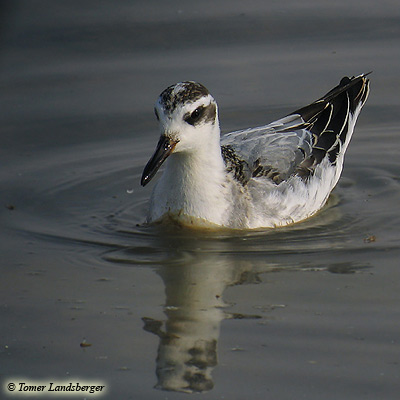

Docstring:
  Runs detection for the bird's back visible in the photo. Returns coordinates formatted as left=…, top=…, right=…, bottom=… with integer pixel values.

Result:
left=221, top=74, right=370, bottom=187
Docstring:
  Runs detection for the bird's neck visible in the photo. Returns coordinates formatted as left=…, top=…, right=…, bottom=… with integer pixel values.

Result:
left=150, top=133, right=230, bottom=225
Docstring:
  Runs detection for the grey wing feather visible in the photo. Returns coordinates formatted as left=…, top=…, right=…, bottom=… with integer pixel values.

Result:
left=221, top=115, right=313, bottom=185
left=221, top=73, right=370, bottom=186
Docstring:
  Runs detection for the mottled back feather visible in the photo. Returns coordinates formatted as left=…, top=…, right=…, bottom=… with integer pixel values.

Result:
left=221, top=74, right=370, bottom=185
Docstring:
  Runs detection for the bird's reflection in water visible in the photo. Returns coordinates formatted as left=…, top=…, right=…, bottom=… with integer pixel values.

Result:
left=142, top=240, right=262, bottom=393
left=134, top=201, right=357, bottom=393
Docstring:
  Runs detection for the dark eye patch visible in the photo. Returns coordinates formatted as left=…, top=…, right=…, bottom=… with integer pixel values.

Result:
left=184, top=106, right=204, bottom=125
left=183, top=103, right=216, bottom=126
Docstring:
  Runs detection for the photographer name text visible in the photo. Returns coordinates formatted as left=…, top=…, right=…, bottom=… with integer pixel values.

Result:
left=4, top=379, right=107, bottom=397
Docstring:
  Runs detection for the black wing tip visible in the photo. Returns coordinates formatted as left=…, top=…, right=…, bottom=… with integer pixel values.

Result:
left=361, top=71, right=373, bottom=78
left=341, top=71, right=372, bottom=82
left=293, top=72, right=371, bottom=177
left=323, top=72, right=371, bottom=102
left=293, top=72, right=371, bottom=122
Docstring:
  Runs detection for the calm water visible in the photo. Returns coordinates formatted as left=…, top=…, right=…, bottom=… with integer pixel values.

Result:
left=1, top=1, right=400, bottom=399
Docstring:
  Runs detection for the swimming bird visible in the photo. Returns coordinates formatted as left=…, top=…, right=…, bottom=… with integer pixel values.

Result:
left=141, top=74, right=370, bottom=229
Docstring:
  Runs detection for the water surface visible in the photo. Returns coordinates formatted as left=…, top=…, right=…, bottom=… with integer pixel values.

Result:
left=1, top=1, right=399, bottom=399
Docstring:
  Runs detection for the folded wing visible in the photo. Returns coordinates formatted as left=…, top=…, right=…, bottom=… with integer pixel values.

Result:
left=221, top=73, right=370, bottom=185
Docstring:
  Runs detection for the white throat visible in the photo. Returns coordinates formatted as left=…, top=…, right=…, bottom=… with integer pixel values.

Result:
left=148, top=125, right=230, bottom=225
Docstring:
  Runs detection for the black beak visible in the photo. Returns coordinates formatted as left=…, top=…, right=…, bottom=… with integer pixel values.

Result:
left=141, top=135, right=178, bottom=186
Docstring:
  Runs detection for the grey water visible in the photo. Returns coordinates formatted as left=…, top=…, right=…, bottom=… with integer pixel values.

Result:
left=1, top=1, right=400, bottom=399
